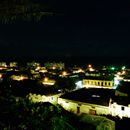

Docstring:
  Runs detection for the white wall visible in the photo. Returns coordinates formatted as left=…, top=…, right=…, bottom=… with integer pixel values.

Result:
left=58, top=98, right=110, bottom=116
left=27, top=93, right=61, bottom=105
left=110, top=103, right=130, bottom=118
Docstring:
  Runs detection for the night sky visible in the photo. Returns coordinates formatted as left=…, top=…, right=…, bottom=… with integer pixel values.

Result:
left=0, top=0, right=130, bottom=63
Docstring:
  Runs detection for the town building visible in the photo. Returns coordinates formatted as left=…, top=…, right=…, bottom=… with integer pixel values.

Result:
left=9, top=62, right=18, bottom=67
left=44, top=62, right=65, bottom=70
left=83, top=77, right=114, bottom=89
left=58, top=88, right=130, bottom=119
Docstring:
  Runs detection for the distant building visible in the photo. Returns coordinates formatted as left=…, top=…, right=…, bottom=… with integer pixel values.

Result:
left=44, top=62, right=65, bottom=70
left=42, top=77, right=56, bottom=86
left=0, top=62, right=7, bottom=67
left=72, top=67, right=84, bottom=74
left=85, top=71, right=100, bottom=77
left=27, top=61, right=41, bottom=69
left=9, top=79, right=61, bottom=105
left=9, top=62, right=18, bottom=67
left=39, top=67, right=48, bottom=73
left=10, top=75, right=28, bottom=81
left=83, top=77, right=114, bottom=89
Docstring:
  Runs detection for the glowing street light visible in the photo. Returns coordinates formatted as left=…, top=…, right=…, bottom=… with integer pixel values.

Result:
left=111, top=67, right=115, bottom=70
left=0, top=74, right=2, bottom=78
left=52, top=66, right=56, bottom=70
left=122, top=66, right=126, bottom=70
left=19, top=76, right=24, bottom=81
left=88, top=64, right=92, bottom=68
left=62, top=71, right=67, bottom=76
left=44, top=77, right=48, bottom=81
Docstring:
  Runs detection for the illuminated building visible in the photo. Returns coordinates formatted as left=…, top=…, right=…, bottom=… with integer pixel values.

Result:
left=85, top=71, right=100, bottom=77
left=39, top=67, right=48, bottom=73
left=83, top=77, right=114, bottom=89
left=10, top=75, right=28, bottom=81
left=58, top=88, right=114, bottom=116
left=59, top=70, right=71, bottom=77
left=72, top=67, right=84, bottom=74
left=58, top=88, right=130, bottom=118
left=0, top=62, right=7, bottom=67
left=42, top=77, right=56, bottom=86
left=9, top=62, right=18, bottom=67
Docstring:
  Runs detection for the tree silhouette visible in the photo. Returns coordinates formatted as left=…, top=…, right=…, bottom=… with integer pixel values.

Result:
left=55, top=77, right=76, bottom=92
left=0, top=0, right=53, bottom=23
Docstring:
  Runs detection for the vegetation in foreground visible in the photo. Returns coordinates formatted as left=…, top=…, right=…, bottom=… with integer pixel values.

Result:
left=0, top=88, right=95, bottom=130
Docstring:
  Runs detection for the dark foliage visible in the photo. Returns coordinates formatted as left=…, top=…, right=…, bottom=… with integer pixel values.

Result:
left=0, top=88, right=95, bottom=130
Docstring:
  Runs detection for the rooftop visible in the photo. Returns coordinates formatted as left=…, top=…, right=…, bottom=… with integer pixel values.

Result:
left=84, top=76, right=114, bottom=81
left=2, top=79, right=59, bottom=97
left=60, top=88, right=115, bottom=106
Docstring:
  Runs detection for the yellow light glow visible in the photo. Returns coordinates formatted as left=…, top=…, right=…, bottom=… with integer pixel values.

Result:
left=44, top=77, right=48, bottom=81
left=89, top=68, right=94, bottom=71
left=0, top=67, right=3, bottom=70
left=19, top=76, right=24, bottom=81
left=62, top=71, right=67, bottom=76
left=35, top=66, right=40, bottom=71
left=42, top=79, right=55, bottom=85
left=122, top=71, right=126, bottom=74
left=78, top=69, right=83, bottom=73
left=88, top=64, right=92, bottom=68
left=117, top=72, right=121, bottom=75
left=52, top=66, right=56, bottom=70
left=0, top=74, right=2, bottom=78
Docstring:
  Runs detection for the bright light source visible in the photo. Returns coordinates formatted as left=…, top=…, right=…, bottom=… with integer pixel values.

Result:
left=19, top=76, right=24, bottom=81
left=62, top=71, right=67, bottom=76
left=44, top=77, right=48, bottom=81
left=75, top=81, right=83, bottom=89
left=52, top=66, right=56, bottom=70
left=111, top=67, right=115, bottom=70
left=122, top=66, right=126, bottom=70
left=114, top=77, right=119, bottom=85
left=88, top=64, right=92, bottom=68
left=78, top=69, right=84, bottom=73
left=0, top=74, right=2, bottom=78
left=35, top=66, right=40, bottom=71
left=122, top=71, right=126, bottom=74
left=92, top=95, right=100, bottom=98
left=117, top=72, right=121, bottom=75
left=89, top=68, right=94, bottom=71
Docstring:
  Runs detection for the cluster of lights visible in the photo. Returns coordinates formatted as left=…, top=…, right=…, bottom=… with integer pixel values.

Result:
left=88, top=64, right=95, bottom=72
left=11, top=75, right=26, bottom=81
